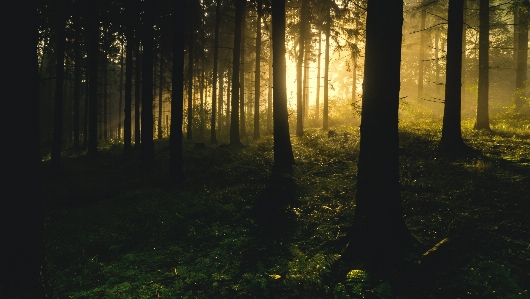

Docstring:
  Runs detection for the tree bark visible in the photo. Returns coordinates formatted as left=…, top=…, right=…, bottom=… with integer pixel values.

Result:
left=170, top=0, right=185, bottom=184
left=267, top=38, right=273, bottom=132
left=230, top=0, right=244, bottom=146
left=515, top=2, right=529, bottom=109
left=418, top=1, right=427, bottom=100
left=73, top=14, right=81, bottom=149
left=240, top=4, right=247, bottom=138
left=135, top=41, right=142, bottom=147
left=254, top=0, right=263, bottom=140
left=139, top=0, right=155, bottom=171
left=211, top=0, right=221, bottom=143
left=124, top=23, right=133, bottom=153
left=296, top=0, right=306, bottom=137
left=158, top=50, right=164, bottom=139
left=119, top=45, right=124, bottom=140
left=323, top=10, right=330, bottom=131
left=475, top=0, right=490, bottom=130
left=88, top=0, right=100, bottom=154
left=187, top=13, right=194, bottom=141
left=272, top=0, right=295, bottom=170
left=316, top=30, right=321, bottom=121
left=441, top=0, right=466, bottom=149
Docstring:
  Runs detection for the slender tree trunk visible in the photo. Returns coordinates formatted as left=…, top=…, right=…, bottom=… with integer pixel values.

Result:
left=211, top=0, right=221, bottom=143
left=441, top=0, right=466, bottom=149
left=187, top=18, right=194, bottom=141
left=240, top=4, right=247, bottom=138
left=103, top=47, right=108, bottom=140
left=83, top=70, right=89, bottom=148
left=139, top=0, right=155, bottom=171
left=316, top=31, right=321, bottom=121
left=88, top=1, right=99, bottom=154
left=303, top=35, right=310, bottom=120
left=119, top=45, right=124, bottom=140
left=461, top=0, right=467, bottom=101
left=158, top=51, right=164, bottom=139
left=515, top=2, right=529, bottom=109
left=135, top=41, right=142, bottom=147
left=418, top=2, right=427, bottom=100
left=73, top=17, right=81, bottom=149
left=170, top=0, right=185, bottom=184
left=267, top=38, right=273, bottom=132
left=124, top=27, right=133, bottom=153
left=435, top=29, right=441, bottom=95
left=345, top=0, right=409, bottom=268
left=227, top=67, right=231, bottom=128
left=200, top=60, right=205, bottom=140
left=254, top=1, right=263, bottom=140
left=296, top=0, right=306, bottom=136
left=218, top=65, right=224, bottom=133
left=231, top=0, right=244, bottom=146
left=475, top=0, right=490, bottom=130
left=272, top=0, right=295, bottom=170
left=323, top=11, right=330, bottom=131
left=51, top=0, right=66, bottom=173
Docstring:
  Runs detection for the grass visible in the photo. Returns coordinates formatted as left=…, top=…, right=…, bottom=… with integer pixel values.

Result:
left=40, top=110, right=530, bottom=298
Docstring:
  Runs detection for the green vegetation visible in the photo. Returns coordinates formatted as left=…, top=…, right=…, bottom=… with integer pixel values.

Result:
left=41, top=110, right=530, bottom=298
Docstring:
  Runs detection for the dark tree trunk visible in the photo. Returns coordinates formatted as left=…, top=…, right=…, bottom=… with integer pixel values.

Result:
left=323, top=11, right=330, bottom=131
left=267, top=39, right=273, bottom=132
left=218, top=65, right=224, bottom=133
left=158, top=51, right=164, bottom=139
left=475, top=0, right=490, bottom=130
left=345, top=0, right=409, bottom=268
left=296, top=0, right=306, bottom=137
left=303, top=35, right=310, bottom=120
left=441, top=0, right=466, bottom=150
left=461, top=0, right=467, bottom=101
left=124, top=25, right=133, bottom=153
left=240, top=4, right=247, bottom=138
left=135, top=41, right=142, bottom=147
left=170, top=0, right=185, bottom=184
left=119, top=45, right=124, bottom=140
left=0, top=2, right=43, bottom=297
left=139, top=0, right=155, bottom=171
left=187, top=15, right=194, bottom=141
left=83, top=70, right=89, bottom=148
left=88, top=0, right=100, bottom=154
left=316, top=30, right=321, bottom=121
left=211, top=0, right=221, bottom=144
left=227, top=67, right=231, bottom=128
left=254, top=0, right=263, bottom=140
left=515, top=2, right=529, bottom=109
left=230, top=0, right=244, bottom=146
left=103, top=47, right=108, bottom=140
left=73, top=14, right=81, bottom=150
left=272, top=0, right=295, bottom=170
left=51, top=0, right=66, bottom=173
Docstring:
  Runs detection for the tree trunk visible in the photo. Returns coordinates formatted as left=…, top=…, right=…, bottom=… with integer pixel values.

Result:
left=230, top=0, right=244, bottom=146
left=272, top=0, right=295, bottom=170
left=170, top=0, right=185, bottom=184
left=303, top=34, right=310, bottom=120
left=135, top=41, right=142, bottom=147
left=316, top=30, right=321, bottom=121
left=103, top=46, right=108, bottom=140
left=254, top=1, right=263, bottom=140
left=345, top=0, right=409, bottom=269
left=296, top=0, right=306, bottom=137
left=218, top=65, right=224, bottom=133
left=323, top=10, right=330, bottom=131
left=88, top=0, right=99, bottom=154
left=187, top=15, right=194, bottom=141
left=515, top=2, right=529, bottom=109
left=441, top=0, right=466, bottom=149
left=435, top=28, right=441, bottom=95
left=51, top=0, right=66, bottom=173
left=124, top=23, right=133, bottom=153
left=211, top=0, right=221, bottom=143
left=119, top=45, right=124, bottom=140
left=158, top=50, right=164, bottom=139
left=240, top=4, right=247, bottom=138
left=475, top=0, right=490, bottom=130
left=267, top=38, right=273, bottom=132
left=418, top=1, right=427, bottom=100
left=461, top=0, right=467, bottom=101
left=139, top=0, right=155, bottom=171
left=73, top=15, right=81, bottom=149
left=227, top=67, right=231, bottom=128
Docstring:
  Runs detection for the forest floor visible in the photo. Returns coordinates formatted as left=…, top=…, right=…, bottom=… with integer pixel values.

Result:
left=41, top=109, right=530, bottom=299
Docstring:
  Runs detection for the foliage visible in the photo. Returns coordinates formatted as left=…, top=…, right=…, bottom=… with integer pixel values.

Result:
left=39, top=109, right=530, bottom=298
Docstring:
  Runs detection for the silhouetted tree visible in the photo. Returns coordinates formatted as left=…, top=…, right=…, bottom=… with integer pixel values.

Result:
left=323, top=8, right=330, bottom=131
left=139, top=0, right=155, bottom=171
left=254, top=0, right=263, bottom=140
left=123, top=2, right=134, bottom=153
left=88, top=0, right=100, bottom=154
left=475, top=0, right=490, bottom=130
left=211, top=0, right=221, bottom=144
left=272, top=0, right=295, bottom=170
left=240, top=3, right=247, bottom=138
left=515, top=0, right=529, bottom=109
left=135, top=40, right=142, bottom=147
left=441, top=0, right=467, bottom=150
left=297, top=0, right=307, bottom=137
left=170, top=0, right=185, bottom=184
left=231, top=0, right=244, bottom=146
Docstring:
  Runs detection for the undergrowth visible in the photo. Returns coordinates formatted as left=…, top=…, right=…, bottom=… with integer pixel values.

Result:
left=40, top=110, right=530, bottom=298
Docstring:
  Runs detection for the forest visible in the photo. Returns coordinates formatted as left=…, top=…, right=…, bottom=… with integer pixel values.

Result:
left=1, top=0, right=530, bottom=298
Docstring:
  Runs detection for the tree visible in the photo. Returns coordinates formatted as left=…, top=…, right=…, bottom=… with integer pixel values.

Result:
left=0, top=2, right=44, bottom=297
left=158, top=50, right=164, bottom=139
left=417, top=0, right=429, bottom=100
left=231, top=0, right=244, bottom=146
left=123, top=1, right=134, bottom=154
left=475, top=0, right=490, bottom=130
left=254, top=0, right=263, bottom=140
left=515, top=0, right=529, bottom=109
left=88, top=0, right=100, bottom=154
left=211, top=0, right=221, bottom=144
left=323, top=7, right=330, bottom=131
left=187, top=7, right=194, bottom=141
left=139, top=0, right=155, bottom=171
left=135, top=39, right=142, bottom=147
left=240, top=3, right=247, bottom=138
left=170, top=0, right=185, bottom=184
left=441, top=0, right=467, bottom=150
left=73, top=7, right=82, bottom=150
left=51, top=0, right=66, bottom=173
left=272, top=0, right=295, bottom=170
left=342, top=0, right=409, bottom=268
left=296, top=0, right=307, bottom=136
